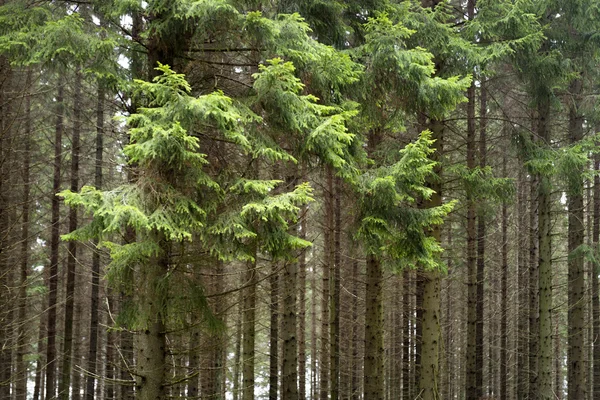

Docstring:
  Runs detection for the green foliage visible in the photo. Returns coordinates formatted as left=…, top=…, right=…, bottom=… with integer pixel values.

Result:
left=356, top=131, right=455, bottom=270
left=252, top=58, right=360, bottom=177
left=450, top=165, right=515, bottom=203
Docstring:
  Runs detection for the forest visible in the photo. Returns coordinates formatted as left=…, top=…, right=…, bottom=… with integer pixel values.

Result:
left=1, top=0, right=600, bottom=399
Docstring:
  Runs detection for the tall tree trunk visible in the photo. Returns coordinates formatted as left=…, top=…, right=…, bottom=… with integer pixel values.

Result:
left=593, top=145, right=600, bottom=400
left=232, top=290, right=243, bottom=400
left=364, top=253, right=383, bottom=400
left=320, top=168, right=333, bottom=400
left=46, top=74, right=65, bottom=400
left=33, top=291, right=47, bottom=400
left=269, top=261, right=279, bottom=400
left=330, top=175, right=341, bottom=400
left=298, top=196, right=307, bottom=400
left=537, top=96, right=553, bottom=400
left=465, top=60, right=479, bottom=400
left=418, top=116, right=444, bottom=400
left=567, top=77, right=586, bottom=400
left=529, top=170, right=539, bottom=400
left=402, top=269, right=411, bottom=400
left=350, top=250, right=360, bottom=400
left=476, top=78, right=487, bottom=399
left=500, top=150, right=508, bottom=400
left=311, top=252, right=318, bottom=400
left=135, top=236, right=169, bottom=400
left=363, top=129, right=384, bottom=400
left=242, top=256, right=257, bottom=400
left=282, top=254, right=298, bottom=400
left=15, top=73, right=32, bottom=400
left=517, top=166, right=529, bottom=400
left=85, top=80, right=105, bottom=400
left=59, top=66, right=82, bottom=400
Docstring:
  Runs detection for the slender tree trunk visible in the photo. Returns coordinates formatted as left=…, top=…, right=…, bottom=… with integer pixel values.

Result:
left=187, top=322, right=199, bottom=399
left=232, top=289, right=243, bottom=400
left=330, top=175, right=341, bottom=400
left=465, top=68, right=479, bottom=400
left=364, top=253, right=384, bottom=400
left=403, top=269, right=411, bottom=400
left=59, top=66, right=82, bottom=400
left=269, top=261, right=279, bottom=400
left=593, top=147, right=600, bottom=400
left=242, top=256, right=257, bottom=400
left=33, top=296, right=47, bottom=400
left=85, top=81, right=105, bottom=400
left=46, top=74, right=65, bottom=400
left=350, top=251, right=360, bottom=400
left=283, top=255, right=298, bottom=400
left=320, top=168, right=333, bottom=400
left=15, top=74, right=31, bottom=400
left=311, top=253, right=318, bottom=400
left=363, top=129, right=384, bottom=400
left=500, top=151, right=508, bottom=400
left=517, top=166, right=529, bottom=400
left=537, top=97, right=553, bottom=400
left=529, top=171, right=539, bottom=400
left=567, top=77, right=586, bottom=400
left=475, top=78, right=487, bottom=399
left=298, top=196, right=307, bottom=400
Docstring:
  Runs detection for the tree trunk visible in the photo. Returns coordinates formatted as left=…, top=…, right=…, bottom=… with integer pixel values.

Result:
left=350, top=251, right=360, bottom=400
left=476, top=78, right=487, bottom=399
left=320, top=167, right=333, bottom=400
left=517, top=166, right=529, bottom=400
left=135, top=235, right=169, bottom=400
left=282, top=258, right=298, bottom=400
left=364, top=253, right=384, bottom=400
left=242, top=257, right=257, bottom=400
left=298, top=195, right=307, bottom=400
left=403, top=269, right=411, bottom=400
left=593, top=145, right=600, bottom=400
left=567, top=77, right=586, bottom=400
left=418, top=115, right=444, bottom=400
left=500, top=150, right=508, bottom=400
left=85, top=80, right=105, bottom=400
left=232, top=290, right=243, bottom=400
left=529, top=171, right=539, bottom=400
left=269, top=260, right=279, bottom=400
left=537, top=97, right=553, bottom=400
left=330, top=175, right=341, bottom=400
left=15, top=73, right=31, bottom=400
left=46, top=74, right=65, bottom=400
left=59, top=66, right=82, bottom=400
left=465, top=63, right=479, bottom=400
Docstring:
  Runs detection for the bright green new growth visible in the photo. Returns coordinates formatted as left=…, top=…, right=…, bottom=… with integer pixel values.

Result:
left=356, top=131, right=455, bottom=271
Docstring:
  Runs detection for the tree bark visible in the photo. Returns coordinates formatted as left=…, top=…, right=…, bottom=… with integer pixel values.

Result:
left=269, top=261, right=279, bottom=400
left=567, top=77, right=586, bottom=400
left=593, top=142, right=600, bottom=400
left=500, top=150, right=508, bottom=400
left=242, top=257, right=257, bottom=400
left=465, top=59, right=479, bottom=400
left=476, top=78, right=487, bottom=399
left=537, top=96, right=553, bottom=400
left=320, top=167, right=333, bottom=400
left=46, top=74, right=65, bottom=400
left=135, top=234, right=169, bottom=400
left=15, top=72, right=32, bottom=400
left=85, top=80, right=105, bottom=400
left=59, top=66, right=82, bottom=400
left=330, top=175, right=341, bottom=400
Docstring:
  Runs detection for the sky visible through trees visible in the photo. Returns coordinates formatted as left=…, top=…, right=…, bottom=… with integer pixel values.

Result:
left=1, top=1, right=600, bottom=400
